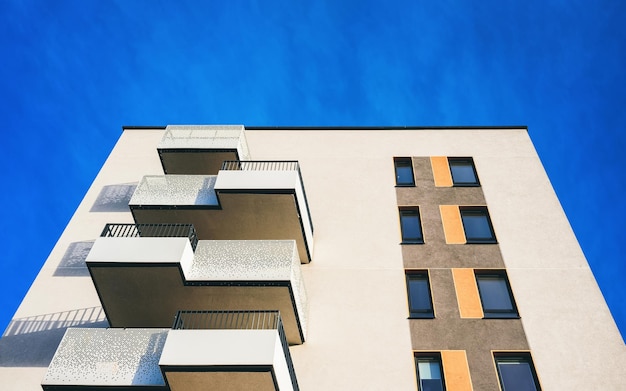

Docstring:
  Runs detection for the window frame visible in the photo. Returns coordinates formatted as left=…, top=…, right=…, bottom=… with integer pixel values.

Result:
left=394, top=157, right=415, bottom=187
left=459, top=206, right=497, bottom=244
left=475, top=271, right=519, bottom=319
left=406, top=271, right=435, bottom=319
left=415, top=352, right=446, bottom=391
left=448, top=157, right=480, bottom=187
left=399, top=207, right=425, bottom=244
left=493, top=352, right=541, bottom=391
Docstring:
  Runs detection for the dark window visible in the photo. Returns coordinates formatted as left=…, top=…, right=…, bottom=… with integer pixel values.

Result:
left=399, top=207, right=424, bottom=244
left=460, top=207, right=497, bottom=243
left=415, top=353, right=446, bottom=391
left=394, top=157, right=415, bottom=186
left=494, top=353, right=541, bottom=391
left=406, top=272, right=434, bottom=318
left=475, top=271, right=518, bottom=318
left=448, top=157, right=479, bottom=186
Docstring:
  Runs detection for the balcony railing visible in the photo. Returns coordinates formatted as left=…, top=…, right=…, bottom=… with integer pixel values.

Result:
left=173, top=310, right=299, bottom=391
left=221, top=160, right=300, bottom=171
left=100, top=223, right=198, bottom=250
left=221, top=160, right=314, bottom=234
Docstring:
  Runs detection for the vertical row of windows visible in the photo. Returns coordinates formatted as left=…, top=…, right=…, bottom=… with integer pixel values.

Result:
left=397, top=157, right=539, bottom=390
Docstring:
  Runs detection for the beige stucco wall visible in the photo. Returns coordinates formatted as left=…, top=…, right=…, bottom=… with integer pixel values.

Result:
left=1, top=127, right=624, bottom=390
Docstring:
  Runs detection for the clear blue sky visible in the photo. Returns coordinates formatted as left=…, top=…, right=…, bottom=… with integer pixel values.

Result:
left=1, top=1, right=625, bottom=339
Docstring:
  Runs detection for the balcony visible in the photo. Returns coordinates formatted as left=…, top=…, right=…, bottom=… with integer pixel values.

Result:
left=157, top=125, right=250, bottom=175
left=41, top=328, right=169, bottom=390
left=161, top=310, right=299, bottom=391
left=42, top=312, right=299, bottom=391
left=129, top=161, right=314, bottom=264
left=87, top=236, right=307, bottom=344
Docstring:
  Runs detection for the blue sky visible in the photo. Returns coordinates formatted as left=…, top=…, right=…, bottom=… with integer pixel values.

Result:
left=1, top=1, right=625, bottom=339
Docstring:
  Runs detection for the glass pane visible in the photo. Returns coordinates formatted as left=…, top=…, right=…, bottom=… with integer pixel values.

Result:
left=401, top=213, right=422, bottom=242
left=420, top=379, right=444, bottom=391
left=461, top=214, right=493, bottom=240
left=450, top=163, right=477, bottom=184
left=395, top=162, right=414, bottom=185
left=418, top=360, right=442, bottom=379
left=498, top=361, right=538, bottom=391
left=417, top=359, right=444, bottom=391
left=478, top=277, right=514, bottom=312
left=408, top=277, right=432, bottom=314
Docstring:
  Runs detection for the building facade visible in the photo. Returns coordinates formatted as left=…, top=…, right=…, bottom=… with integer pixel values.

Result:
left=0, top=126, right=624, bottom=390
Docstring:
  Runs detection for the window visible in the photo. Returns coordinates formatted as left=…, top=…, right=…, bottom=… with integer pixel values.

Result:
left=399, top=207, right=424, bottom=244
left=448, top=157, right=479, bottom=186
left=406, top=272, right=434, bottom=318
left=394, top=157, right=415, bottom=186
left=475, top=271, right=518, bottom=318
left=494, top=353, right=541, bottom=391
left=415, top=353, right=446, bottom=391
left=459, top=206, right=496, bottom=243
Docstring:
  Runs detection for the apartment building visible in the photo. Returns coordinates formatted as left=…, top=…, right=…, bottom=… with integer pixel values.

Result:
left=0, top=126, right=624, bottom=390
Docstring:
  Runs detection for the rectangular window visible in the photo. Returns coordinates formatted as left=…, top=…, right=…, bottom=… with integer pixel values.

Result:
left=415, top=353, right=446, bottom=391
left=406, top=271, right=434, bottom=318
left=394, top=157, right=415, bottom=186
left=448, top=157, right=479, bottom=186
left=399, top=207, right=424, bottom=244
left=459, top=206, right=497, bottom=243
left=494, top=353, right=541, bottom=391
left=475, top=271, right=518, bottom=318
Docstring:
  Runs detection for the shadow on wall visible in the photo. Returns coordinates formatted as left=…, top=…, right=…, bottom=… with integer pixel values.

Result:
left=90, top=183, right=137, bottom=212
left=0, top=307, right=108, bottom=367
left=53, top=241, right=94, bottom=277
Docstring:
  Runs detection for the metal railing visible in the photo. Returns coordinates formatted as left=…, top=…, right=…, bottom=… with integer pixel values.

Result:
left=100, top=223, right=198, bottom=251
left=221, top=160, right=300, bottom=171
left=220, top=160, right=314, bottom=233
left=172, top=310, right=299, bottom=391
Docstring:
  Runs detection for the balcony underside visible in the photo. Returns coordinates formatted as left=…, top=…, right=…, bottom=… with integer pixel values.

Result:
left=162, top=368, right=277, bottom=391
left=130, top=192, right=311, bottom=264
left=88, top=265, right=304, bottom=344
left=158, top=149, right=239, bottom=175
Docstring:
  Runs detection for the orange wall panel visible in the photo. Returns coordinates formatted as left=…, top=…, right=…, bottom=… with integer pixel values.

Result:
left=430, top=156, right=453, bottom=187
left=452, top=268, right=483, bottom=319
left=440, top=205, right=466, bottom=244
left=441, top=350, right=473, bottom=391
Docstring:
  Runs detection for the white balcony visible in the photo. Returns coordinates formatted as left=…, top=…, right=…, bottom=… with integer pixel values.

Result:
left=42, top=328, right=168, bottom=390
left=157, top=125, right=250, bottom=175
left=42, top=312, right=299, bottom=391
left=87, top=236, right=307, bottom=344
left=129, top=161, right=314, bottom=264
left=162, top=311, right=299, bottom=391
